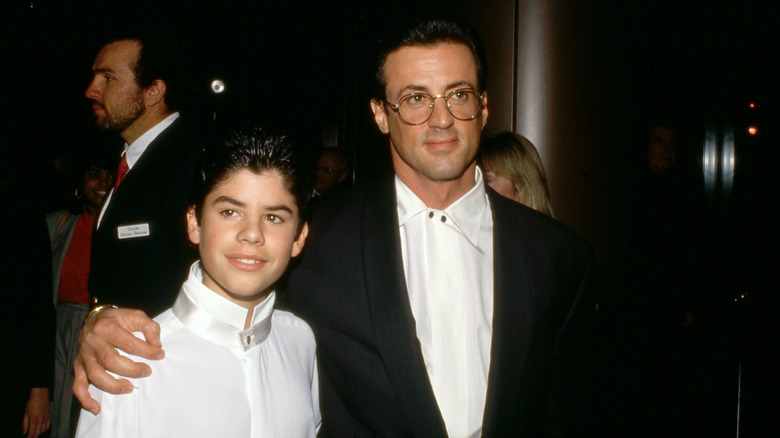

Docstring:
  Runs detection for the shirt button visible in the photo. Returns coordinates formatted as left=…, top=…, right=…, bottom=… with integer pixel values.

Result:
left=246, top=335, right=252, bottom=344
left=441, top=216, right=447, bottom=223
left=428, top=211, right=434, bottom=218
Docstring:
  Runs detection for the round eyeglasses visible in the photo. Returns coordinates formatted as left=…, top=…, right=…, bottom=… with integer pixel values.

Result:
left=384, top=88, right=485, bottom=125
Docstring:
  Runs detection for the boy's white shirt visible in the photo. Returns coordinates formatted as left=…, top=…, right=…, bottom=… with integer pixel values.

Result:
left=76, top=262, right=321, bottom=438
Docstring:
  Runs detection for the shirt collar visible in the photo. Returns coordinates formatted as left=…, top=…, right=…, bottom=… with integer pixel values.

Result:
left=395, top=166, right=490, bottom=247
left=172, top=261, right=274, bottom=352
left=123, top=112, right=180, bottom=169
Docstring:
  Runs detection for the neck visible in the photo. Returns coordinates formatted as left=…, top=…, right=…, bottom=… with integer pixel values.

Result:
left=121, top=107, right=172, bottom=144
left=243, top=308, right=254, bottom=330
left=395, top=163, right=477, bottom=210
left=233, top=289, right=271, bottom=329
left=84, top=203, right=98, bottom=218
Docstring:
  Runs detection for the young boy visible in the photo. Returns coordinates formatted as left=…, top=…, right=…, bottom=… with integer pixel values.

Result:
left=76, top=128, right=320, bottom=437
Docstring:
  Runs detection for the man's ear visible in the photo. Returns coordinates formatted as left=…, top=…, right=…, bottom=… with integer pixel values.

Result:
left=186, top=205, right=201, bottom=245
left=291, top=222, right=309, bottom=258
left=144, top=79, right=167, bottom=107
left=370, top=99, right=390, bottom=134
left=480, top=92, right=489, bottom=130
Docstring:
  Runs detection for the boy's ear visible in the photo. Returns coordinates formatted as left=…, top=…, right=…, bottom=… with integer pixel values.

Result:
left=186, top=206, right=201, bottom=245
left=291, top=222, right=309, bottom=258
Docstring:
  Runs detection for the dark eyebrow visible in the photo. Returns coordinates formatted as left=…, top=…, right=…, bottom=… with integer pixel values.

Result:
left=399, top=84, right=429, bottom=94
left=213, top=196, right=246, bottom=208
left=397, top=80, right=477, bottom=97
left=213, top=197, right=294, bottom=215
left=445, top=80, right=477, bottom=91
left=265, top=205, right=294, bottom=215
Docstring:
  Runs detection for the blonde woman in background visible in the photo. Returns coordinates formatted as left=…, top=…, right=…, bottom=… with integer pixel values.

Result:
left=479, top=132, right=554, bottom=216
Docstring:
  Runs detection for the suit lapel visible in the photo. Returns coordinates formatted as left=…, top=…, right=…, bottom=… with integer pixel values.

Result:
left=109, top=120, right=177, bottom=205
left=96, top=122, right=170, bottom=245
left=482, top=192, right=534, bottom=434
left=361, top=176, right=448, bottom=437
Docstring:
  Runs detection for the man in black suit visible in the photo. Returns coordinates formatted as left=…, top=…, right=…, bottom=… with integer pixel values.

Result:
left=75, top=15, right=594, bottom=437
left=84, top=36, right=199, bottom=316
left=284, top=15, right=593, bottom=437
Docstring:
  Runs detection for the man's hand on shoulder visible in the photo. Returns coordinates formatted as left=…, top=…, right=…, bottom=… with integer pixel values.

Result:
left=72, top=307, right=163, bottom=415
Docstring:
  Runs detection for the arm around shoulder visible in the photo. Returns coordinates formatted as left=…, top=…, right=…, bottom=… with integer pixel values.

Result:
left=75, top=381, right=141, bottom=438
left=73, top=306, right=164, bottom=414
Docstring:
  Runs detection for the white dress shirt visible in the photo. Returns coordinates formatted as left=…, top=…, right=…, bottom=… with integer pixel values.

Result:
left=396, top=167, right=494, bottom=438
left=96, top=112, right=180, bottom=229
left=76, top=262, right=321, bottom=438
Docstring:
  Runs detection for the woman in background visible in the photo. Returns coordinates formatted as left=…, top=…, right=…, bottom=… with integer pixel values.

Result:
left=479, top=132, right=554, bottom=217
left=47, top=149, right=115, bottom=438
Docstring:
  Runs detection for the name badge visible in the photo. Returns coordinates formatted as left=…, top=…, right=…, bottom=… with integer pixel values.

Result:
left=117, top=223, right=151, bottom=239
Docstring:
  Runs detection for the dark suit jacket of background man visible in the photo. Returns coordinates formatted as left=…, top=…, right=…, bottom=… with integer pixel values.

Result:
left=283, top=174, right=595, bottom=437
left=89, top=117, right=200, bottom=316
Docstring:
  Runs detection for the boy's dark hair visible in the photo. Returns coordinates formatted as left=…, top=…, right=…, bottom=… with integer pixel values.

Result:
left=371, top=12, right=487, bottom=101
left=191, top=127, right=310, bottom=230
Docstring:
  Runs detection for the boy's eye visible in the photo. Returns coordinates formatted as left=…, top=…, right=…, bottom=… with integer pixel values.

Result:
left=221, top=209, right=238, bottom=217
left=265, top=214, right=283, bottom=224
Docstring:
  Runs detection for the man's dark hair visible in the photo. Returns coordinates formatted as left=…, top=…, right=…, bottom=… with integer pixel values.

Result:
left=103, top=34, right=183, bottom=111
left=372, top=12, right=487, bottom=101
left=646, top=120, right=679, bottom=138
left=191, top=127, right=310, bottom=231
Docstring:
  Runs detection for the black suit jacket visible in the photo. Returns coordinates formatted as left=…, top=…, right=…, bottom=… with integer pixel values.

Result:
left=284, top=175, right=594, bottom=437
left=90, top=118, right=200, bottom=316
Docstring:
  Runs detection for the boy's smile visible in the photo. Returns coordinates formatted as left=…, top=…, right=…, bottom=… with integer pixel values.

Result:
left=186, top=169, right=308, bottom=309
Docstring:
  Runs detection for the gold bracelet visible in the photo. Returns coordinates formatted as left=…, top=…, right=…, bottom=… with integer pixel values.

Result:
left=83, top=304, right=118, bottom=327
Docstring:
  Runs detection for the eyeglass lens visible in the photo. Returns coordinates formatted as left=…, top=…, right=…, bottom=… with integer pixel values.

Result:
left=398, top=90, right=482, bottom=124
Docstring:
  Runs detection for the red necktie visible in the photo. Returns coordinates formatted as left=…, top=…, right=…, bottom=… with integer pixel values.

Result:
left=115, top=154, right=129, bottom=189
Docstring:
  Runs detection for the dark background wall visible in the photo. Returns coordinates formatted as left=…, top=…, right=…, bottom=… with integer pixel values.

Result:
left=3, top=0, right=776, bottom=246
left=2, top=0, right=777, bottom=433
left=459, top=0, right=779, bottom=271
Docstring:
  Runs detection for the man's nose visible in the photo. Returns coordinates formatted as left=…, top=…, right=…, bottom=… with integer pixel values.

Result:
left=85, top=78, right=100, bottom=100
left=427, top=97, right=455, bottom=129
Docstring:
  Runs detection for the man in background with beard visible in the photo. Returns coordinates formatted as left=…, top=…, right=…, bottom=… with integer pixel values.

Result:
left=84, top=36, right=199, bottom=316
